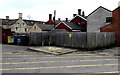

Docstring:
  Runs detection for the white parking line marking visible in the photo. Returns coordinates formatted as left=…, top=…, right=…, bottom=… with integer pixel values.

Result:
left=1, top=64, right=119, bottom=71
left=1, top=59, right=118, bottom=65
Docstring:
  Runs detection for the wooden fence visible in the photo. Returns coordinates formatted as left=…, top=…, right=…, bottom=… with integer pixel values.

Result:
left=28, top=32, right=115, bottom=49
left=87, top=32, right=115, bottom=49
left=54, top=32, right=87, bottom=48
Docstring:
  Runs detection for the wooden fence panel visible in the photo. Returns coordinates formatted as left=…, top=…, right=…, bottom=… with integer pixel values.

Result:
left=87, top=32, right=115, bottom=49
left=49, top=32, right=55, bottom=45
left=53, top=32, right=87, bottom=48
left=36, top=33, right=42, bottom=45
left=63, top=32, right=68, bottom=47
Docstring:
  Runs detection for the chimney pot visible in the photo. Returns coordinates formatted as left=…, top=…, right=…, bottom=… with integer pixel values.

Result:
left=66, top=18, right=68, bottom=22
left=6, top=16, right=9, bottom=19
left=78, top=9, right=81, bottom=15
left=82, top=11, right=85, bottom=17
left=73, top=14, right=77, bottom=17
left=49, top=14, right=52, bottom=21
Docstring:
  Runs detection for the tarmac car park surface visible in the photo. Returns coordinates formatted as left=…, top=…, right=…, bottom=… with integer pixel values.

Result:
left=1, top=44, right=120, bottom=74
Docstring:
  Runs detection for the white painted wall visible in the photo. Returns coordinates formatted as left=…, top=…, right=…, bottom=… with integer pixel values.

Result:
left=28, top=24, right=42, bottom=33
left=11, top=18, right=29, bottom=33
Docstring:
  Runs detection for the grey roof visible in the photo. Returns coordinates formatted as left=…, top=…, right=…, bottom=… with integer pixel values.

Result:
left=1, top=19, right=45, bottom=26
left=51, top=29, right=67, bottom=32
left=36, top=23, right=54, bottom=31
left=63, top=22, right=84, bottom=30
left=2, top=19, right=18, bottom=25
left=54, top=20, right=61, bottom=25
left=24, top=20, right=44, bottom=26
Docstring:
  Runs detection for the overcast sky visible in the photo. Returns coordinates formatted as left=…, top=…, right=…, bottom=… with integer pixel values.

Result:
left=0, top=0, right=119, bottom=21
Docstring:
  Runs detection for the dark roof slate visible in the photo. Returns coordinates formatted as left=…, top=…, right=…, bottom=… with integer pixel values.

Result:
left=36, top=23, right=54, bottom=31
left=1, top=19, right=45, bottom=26
left=63, top=22, right=83, bottom=30
left=24, top=20, right=44, bottom=26
left=54, top=20, right=61, bottom=25
left=2, top=19, right=18, bottom=25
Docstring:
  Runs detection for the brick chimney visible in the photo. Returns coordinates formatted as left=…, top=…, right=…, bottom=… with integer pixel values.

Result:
left=49, top=14, right=52, bottom=21
left=82, top=11, right=85, bottom=17
left=73, top=14, right=77, bottom=17
left=78, top=9, right=81, bottom=15
left=6, top=16, right=9, bottom=19
left=19, top=13, right=22, bottom=19
left=66, top=18, right=68, bottom=22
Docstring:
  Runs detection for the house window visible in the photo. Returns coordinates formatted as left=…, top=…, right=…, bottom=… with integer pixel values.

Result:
left=106, top=17, right=112, bottom=23
left=77, top=22, right=84, bottom=25
left=34, top=26, right=36, bottom=30
left=16, top=27, right=18, bottom=31
left=77, top=22, right=84, bottom=27
left=25, top=28, right=27, bottom=32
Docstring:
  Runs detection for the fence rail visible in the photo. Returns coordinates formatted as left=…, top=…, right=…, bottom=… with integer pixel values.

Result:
left=28, top=32, right=115, bottom=49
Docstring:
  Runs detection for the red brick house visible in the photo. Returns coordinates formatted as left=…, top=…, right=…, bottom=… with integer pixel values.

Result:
left=70, top=9, right=87, bottom=28
left=100, top=6, right=120, bottom=44
left=55, top=9, right=87, bottom=32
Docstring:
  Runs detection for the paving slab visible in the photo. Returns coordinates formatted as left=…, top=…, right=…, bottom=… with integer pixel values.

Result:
left=28, top=46, right=78, bottom=55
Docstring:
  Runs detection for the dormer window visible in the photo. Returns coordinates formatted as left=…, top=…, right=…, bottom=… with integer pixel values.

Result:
left=25, top=28, right=27, bottom=32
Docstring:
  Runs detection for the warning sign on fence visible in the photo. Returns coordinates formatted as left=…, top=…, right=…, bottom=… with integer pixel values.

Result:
left=104, top=33, right=107, bottom=38
left=69, top=34, right=72, bottom=38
